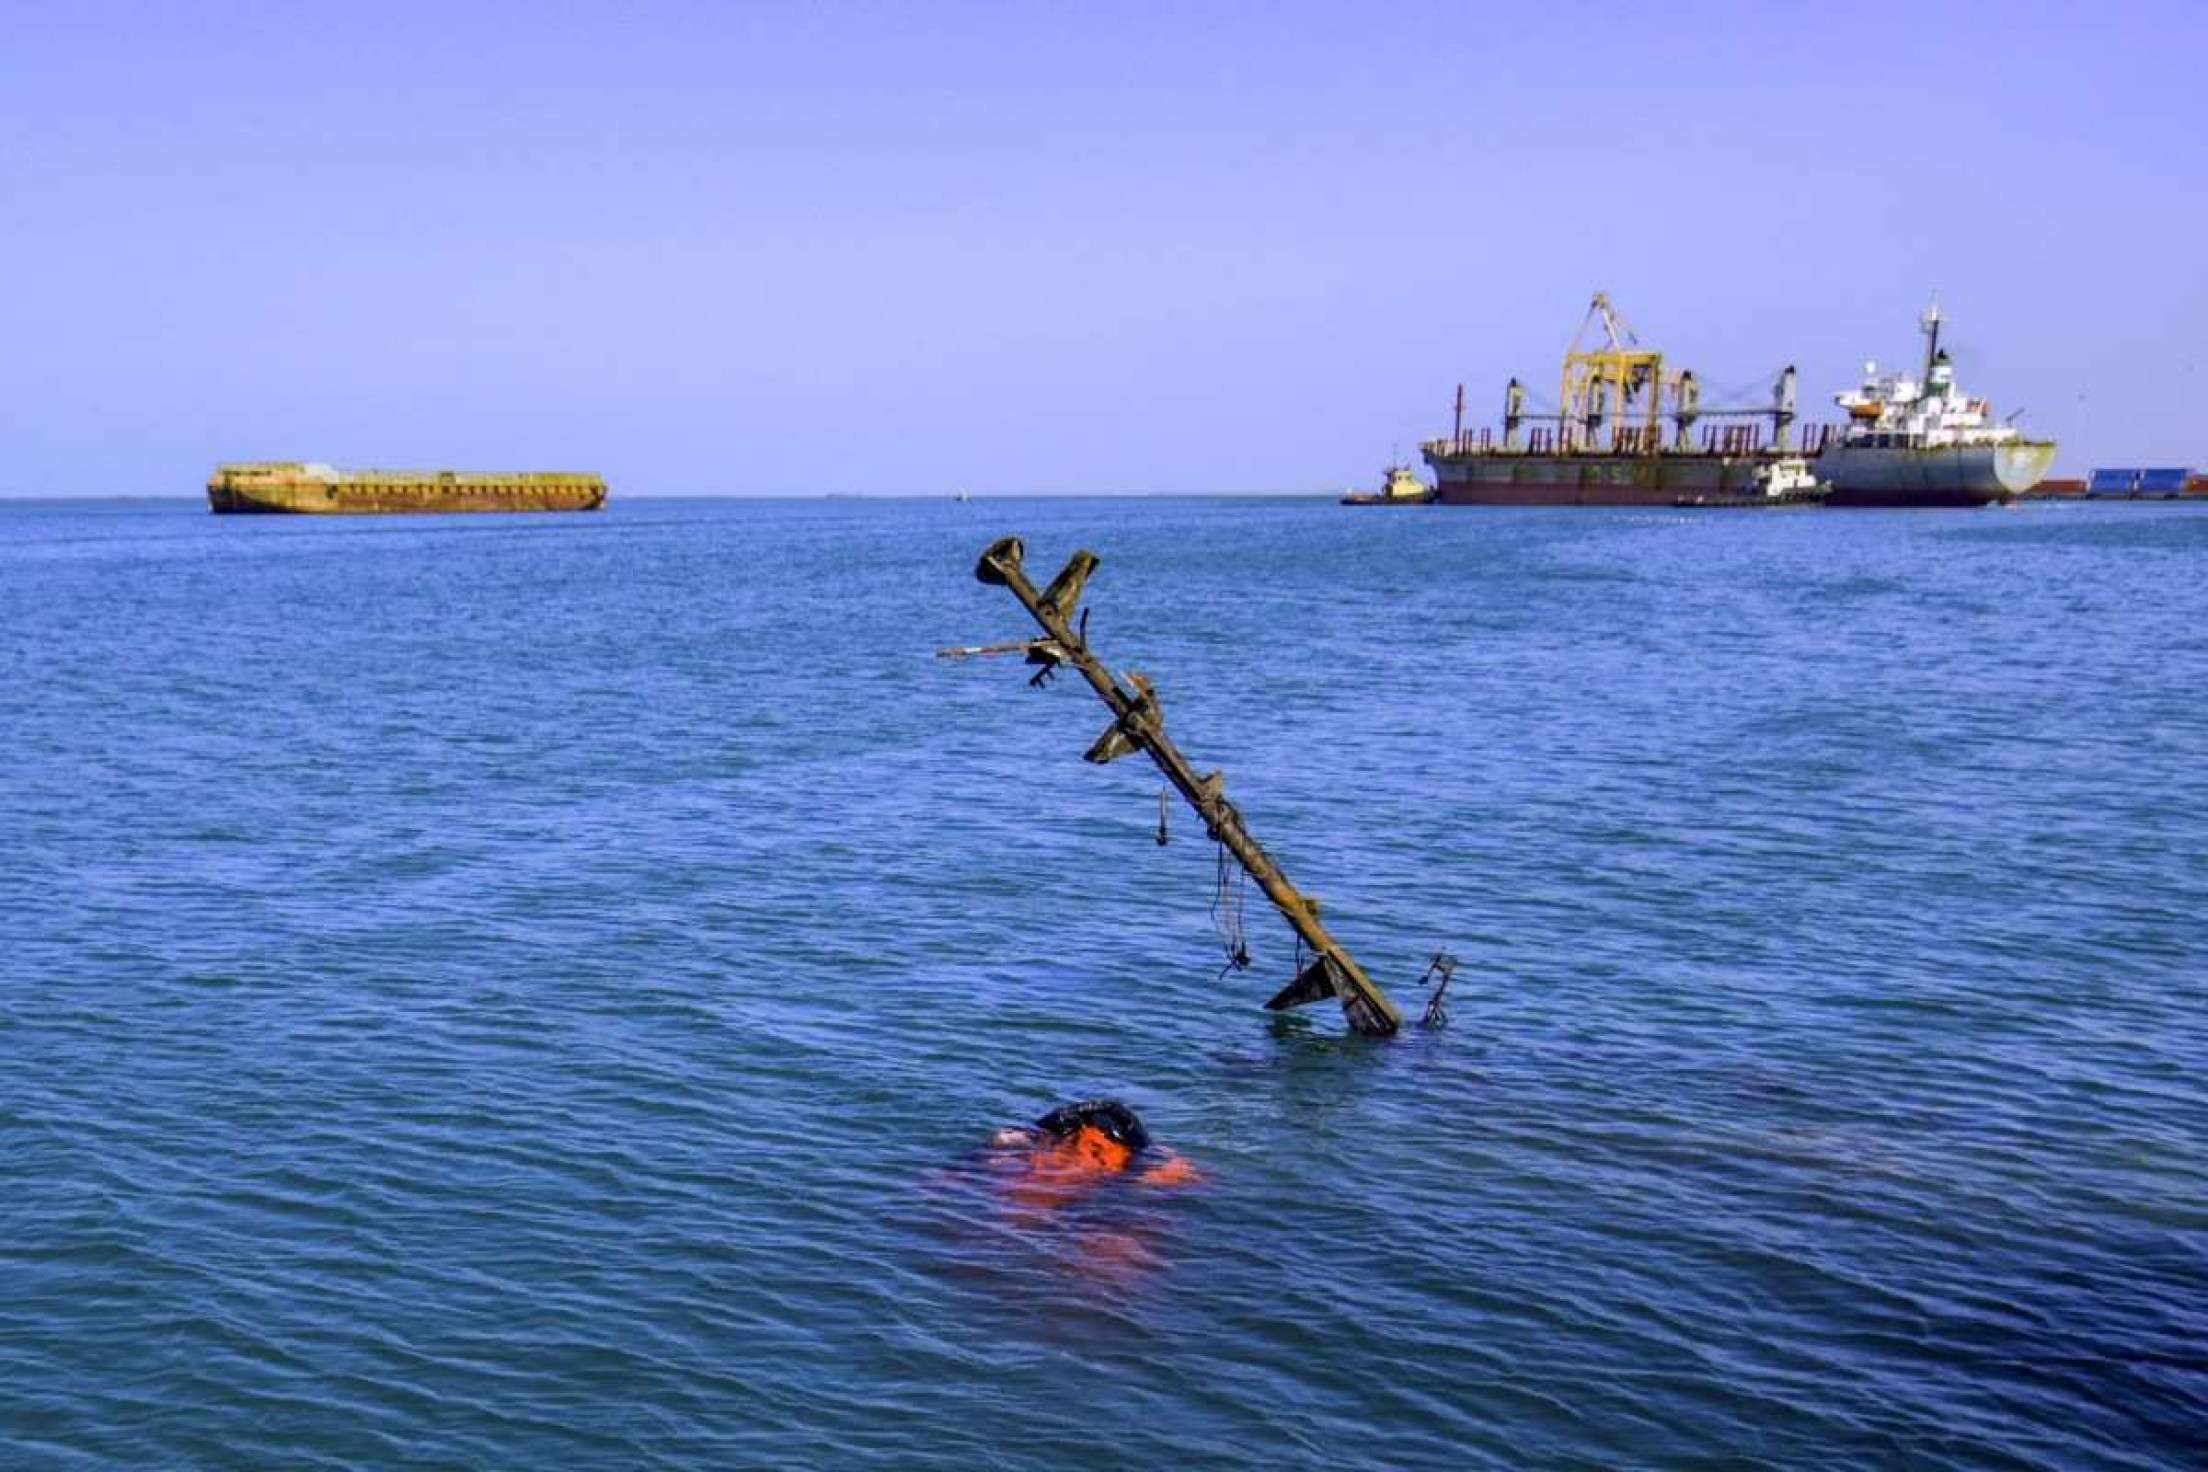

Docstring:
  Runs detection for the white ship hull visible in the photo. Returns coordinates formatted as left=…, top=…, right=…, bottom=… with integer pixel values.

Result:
left=1814, top=442, right=2056, bottom=507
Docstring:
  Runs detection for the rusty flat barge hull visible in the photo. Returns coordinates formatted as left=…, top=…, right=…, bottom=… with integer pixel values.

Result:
left=208, top=462, right=607, bottom=515
left=1435, top=479, right=1689, bottom=507
left=1425, top=451, right=1778, bottom=506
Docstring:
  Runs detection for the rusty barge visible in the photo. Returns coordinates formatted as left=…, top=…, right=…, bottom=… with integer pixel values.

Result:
left=207, top=462, right=607, bottom=515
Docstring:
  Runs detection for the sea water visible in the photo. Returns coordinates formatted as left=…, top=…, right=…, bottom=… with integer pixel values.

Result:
left=3, top=496, right=2204, bottom=1468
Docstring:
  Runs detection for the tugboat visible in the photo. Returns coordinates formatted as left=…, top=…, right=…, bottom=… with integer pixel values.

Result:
left=1816, top=305, right=2056, bottom=506
left=1340, top=463, right=1433, bottom=506
left=1673, top=455, right=1828, bottom=508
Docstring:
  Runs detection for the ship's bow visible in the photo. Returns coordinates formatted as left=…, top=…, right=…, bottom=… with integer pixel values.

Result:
left=1995, top=443, right=2057, bottom=496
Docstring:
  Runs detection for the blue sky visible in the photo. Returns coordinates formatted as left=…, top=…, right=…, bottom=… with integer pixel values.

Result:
left=1, top=1, right=2200, bottom=495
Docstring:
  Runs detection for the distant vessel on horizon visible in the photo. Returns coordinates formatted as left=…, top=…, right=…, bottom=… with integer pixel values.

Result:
left=207, top=462, right=607, bottom=515
left=1815, top=306, right=2055, bottom=507
left=1416, top=295, right=2053, bottom=509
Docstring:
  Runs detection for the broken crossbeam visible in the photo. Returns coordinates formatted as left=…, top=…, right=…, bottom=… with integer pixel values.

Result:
left=934, top=639, right=1059, bottom=661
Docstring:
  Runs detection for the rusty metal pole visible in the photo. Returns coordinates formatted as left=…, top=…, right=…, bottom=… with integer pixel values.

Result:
left=973, top=537, right=1403, bottom=1038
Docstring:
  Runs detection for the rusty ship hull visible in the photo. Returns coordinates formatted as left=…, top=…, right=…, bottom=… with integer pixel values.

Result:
left=207, top=462, right=607, bottom=515
left=1424, top=449, right=1779, bottom=506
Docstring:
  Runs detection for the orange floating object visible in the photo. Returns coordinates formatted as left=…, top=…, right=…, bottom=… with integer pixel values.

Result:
left=1139, top=1155, right=1198, bottom=1187
left=985, top=1100, right=1197, bottom=1208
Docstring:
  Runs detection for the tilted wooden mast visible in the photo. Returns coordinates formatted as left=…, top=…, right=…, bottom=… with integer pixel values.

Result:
left=972, top=537, right=1403, bottom=1038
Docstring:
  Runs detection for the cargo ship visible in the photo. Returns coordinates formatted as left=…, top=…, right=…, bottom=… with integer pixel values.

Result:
left=1420, top=295, right=1821, bottom=507
left=1815, top=306, right=2055, bottom=507
left=206, top=462, right=607, bottom=515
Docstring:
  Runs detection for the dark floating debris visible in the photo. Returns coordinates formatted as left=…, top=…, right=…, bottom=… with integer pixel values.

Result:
left=962, top=536, right=1410, bottom=1038
left=1417, top=952, right=1460, bottom=1029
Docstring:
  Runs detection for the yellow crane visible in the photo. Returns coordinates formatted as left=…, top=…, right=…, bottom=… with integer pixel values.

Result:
left=1559, top=292, right=1679, bottom=453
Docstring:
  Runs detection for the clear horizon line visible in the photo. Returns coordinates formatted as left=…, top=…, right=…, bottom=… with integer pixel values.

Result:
left=0, top=488, right=1348, bottom=504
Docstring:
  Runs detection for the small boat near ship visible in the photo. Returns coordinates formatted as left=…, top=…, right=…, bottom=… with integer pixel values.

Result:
left=1674, top=455, right=1827, bottom=508
left=1340, top=464, right=1433, bottom=505
left=1815, top=306, right=2055, bottom=507
left=207, top=462, right=607, bottom=515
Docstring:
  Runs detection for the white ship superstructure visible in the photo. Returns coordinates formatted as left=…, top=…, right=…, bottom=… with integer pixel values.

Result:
left=1816, top=306, right=2055, bottom=506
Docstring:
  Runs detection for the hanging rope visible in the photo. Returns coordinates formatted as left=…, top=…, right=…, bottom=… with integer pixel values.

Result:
left=1155, top=787, right=1170, bottom=847
left=1210, top=840, right=1251, bottom=978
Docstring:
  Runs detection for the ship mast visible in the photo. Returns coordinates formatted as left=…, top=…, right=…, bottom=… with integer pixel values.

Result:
left=968, top=538, right=1406, bottom=1038
left=1921, top=299, right=1943, bottom=383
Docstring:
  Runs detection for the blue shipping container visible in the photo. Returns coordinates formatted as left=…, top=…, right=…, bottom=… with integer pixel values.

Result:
left=2087, top=468, right=2195, bottom=496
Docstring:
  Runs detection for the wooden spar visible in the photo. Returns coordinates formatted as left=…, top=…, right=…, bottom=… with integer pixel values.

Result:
left=933, top=638, right=1059, bottom=661
left=974, top=537, right=1404, bottom=1038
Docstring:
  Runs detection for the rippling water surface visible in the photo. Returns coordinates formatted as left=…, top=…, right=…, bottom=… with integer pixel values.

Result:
left=4, top=496, right=2205, bottom=1469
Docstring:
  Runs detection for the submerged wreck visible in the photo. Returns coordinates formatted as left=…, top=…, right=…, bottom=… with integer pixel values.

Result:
left=955, top=536, right=1425, bottom=1038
